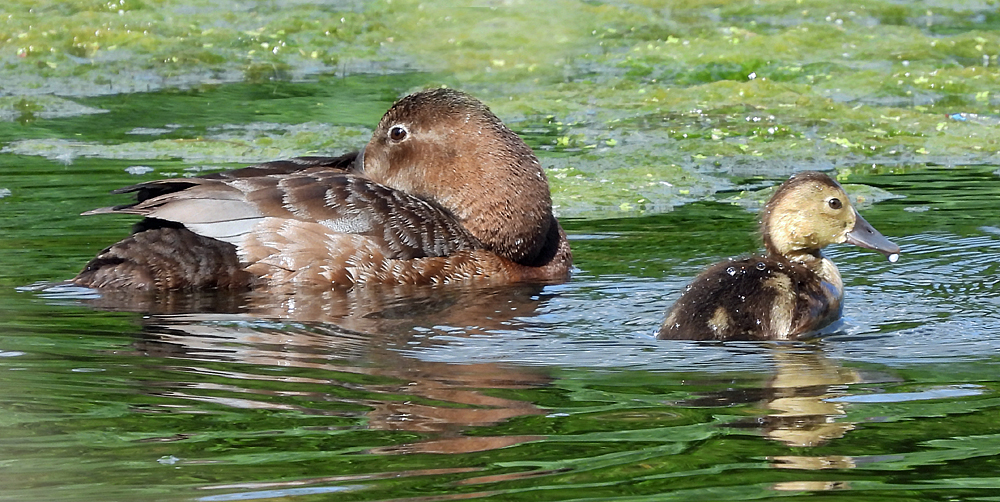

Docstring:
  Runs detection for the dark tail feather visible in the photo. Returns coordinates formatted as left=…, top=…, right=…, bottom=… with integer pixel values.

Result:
left=73, top=227, right=253, bottom=290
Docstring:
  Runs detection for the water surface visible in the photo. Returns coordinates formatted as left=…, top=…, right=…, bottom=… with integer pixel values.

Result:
left=2, top=76, right=1000, bottom=502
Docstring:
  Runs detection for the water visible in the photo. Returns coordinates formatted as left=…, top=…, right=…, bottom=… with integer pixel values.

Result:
left=2, top=78, right=1000, bottom=501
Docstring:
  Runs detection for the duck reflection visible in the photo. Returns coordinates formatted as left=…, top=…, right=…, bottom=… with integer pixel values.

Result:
left=94, top=283, right=556, bottom=455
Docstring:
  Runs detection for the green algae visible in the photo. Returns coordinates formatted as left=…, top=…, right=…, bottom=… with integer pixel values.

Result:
left=2, top=0, right=1000, bottom=215
left=1, top=121, right=370, bottom=165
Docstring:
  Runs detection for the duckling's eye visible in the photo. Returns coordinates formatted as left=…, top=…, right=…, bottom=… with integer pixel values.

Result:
left=388, top=125, right=408, bottom=142
left=828, top=198, right=843, bottom=210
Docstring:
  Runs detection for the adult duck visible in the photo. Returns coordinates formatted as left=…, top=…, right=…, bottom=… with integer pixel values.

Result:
left=73, top=88, right=572, bottom=290
left=658, top=171, right=899, bottom=341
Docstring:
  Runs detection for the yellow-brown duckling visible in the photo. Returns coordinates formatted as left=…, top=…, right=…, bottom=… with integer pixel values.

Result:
left=657, top=171, right=900, bottom=341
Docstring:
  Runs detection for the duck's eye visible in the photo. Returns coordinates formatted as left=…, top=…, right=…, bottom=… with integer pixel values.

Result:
left=828, top=198, right=843, bottom=210
left=389, top=125, right=408, bottom=142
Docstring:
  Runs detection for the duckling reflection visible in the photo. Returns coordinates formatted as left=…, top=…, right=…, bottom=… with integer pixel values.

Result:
left=659, top=171, right=900, bottom=341
left=763, top=345, right=902, bottom=473
left=760, top=345, right=864, bottom=449
left=118, top=283, right=556, bottom=455
left=681, top=344, right=891, bottom=451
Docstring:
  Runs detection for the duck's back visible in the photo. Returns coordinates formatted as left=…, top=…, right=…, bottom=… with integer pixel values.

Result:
left=657, top=256, right=842, bottom=341
left=74, top=155, right=360, bottom=290
left=73, top=158, right=490, bottom=290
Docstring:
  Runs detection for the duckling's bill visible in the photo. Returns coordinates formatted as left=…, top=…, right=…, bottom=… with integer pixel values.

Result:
left=845, top=208, right=901, bottom=262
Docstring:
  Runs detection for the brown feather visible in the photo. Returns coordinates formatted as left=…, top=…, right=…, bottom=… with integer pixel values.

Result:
left=73, top=90, right=572, bottom=290
left=657, top=171, right=895, bottom=341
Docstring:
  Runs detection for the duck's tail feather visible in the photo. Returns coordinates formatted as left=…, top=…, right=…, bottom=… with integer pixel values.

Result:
left=72, top=227, right=253, bottom=290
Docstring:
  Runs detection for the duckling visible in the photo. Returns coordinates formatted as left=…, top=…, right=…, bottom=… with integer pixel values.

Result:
left=657, top=171, right=899, bottom=341
left=73, top=89, right=572, bottom=290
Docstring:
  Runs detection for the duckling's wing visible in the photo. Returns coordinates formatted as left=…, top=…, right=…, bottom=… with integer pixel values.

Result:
left=658, top=258, right=819, bottom=341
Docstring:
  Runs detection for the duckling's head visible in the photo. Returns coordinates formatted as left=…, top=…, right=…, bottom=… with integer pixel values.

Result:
left=761, top=171, right=899, bottom=261
left=359, top=88, right=554, bottom=265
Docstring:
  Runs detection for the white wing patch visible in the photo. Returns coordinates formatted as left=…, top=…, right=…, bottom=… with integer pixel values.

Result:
left=186, top=219, right=263, bottom=245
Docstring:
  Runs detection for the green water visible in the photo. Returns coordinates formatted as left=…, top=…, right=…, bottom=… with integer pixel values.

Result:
left=2, top=74, right=999, bottom=502
left=3, top=1, right=1000, bottom=501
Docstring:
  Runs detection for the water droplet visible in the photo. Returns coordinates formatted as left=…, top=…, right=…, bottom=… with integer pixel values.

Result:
left=726, top=267, right=737, bottom=276
left=125, top=165, right=154, bottom=175
left=158, top=455, right=180, bottom=465
left=755, top=261, right=766, bottom=271
left=888, top=253, right=900, bottom=263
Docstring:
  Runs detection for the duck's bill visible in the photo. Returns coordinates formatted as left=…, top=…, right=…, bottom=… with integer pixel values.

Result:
left=845, top=209, right=901, bottom=262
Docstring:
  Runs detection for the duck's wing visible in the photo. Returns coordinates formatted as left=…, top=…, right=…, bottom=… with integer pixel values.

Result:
left=104, top=153, right=361, bottom=204
left=200, top=152, right=361, bottom=180
left=83, top=170, right=482, bottom=285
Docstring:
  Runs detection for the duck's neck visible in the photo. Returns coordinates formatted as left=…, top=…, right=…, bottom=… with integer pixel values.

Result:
left=440, top=153, right=555, bottom=266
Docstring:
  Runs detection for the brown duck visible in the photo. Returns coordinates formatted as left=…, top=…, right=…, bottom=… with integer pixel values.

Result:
left=73, top=88, right=572, bottom=290
left=658, top=171, right=900, bottom=341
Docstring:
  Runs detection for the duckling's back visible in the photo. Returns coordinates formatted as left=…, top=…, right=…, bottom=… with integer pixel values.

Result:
left=657, top=256, right=842, bottom=341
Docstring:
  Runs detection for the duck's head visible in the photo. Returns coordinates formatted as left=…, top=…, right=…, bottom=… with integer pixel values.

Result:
left=358, top=88, right=553, bottom=265
left=761, top=171, right=900, bottom=262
